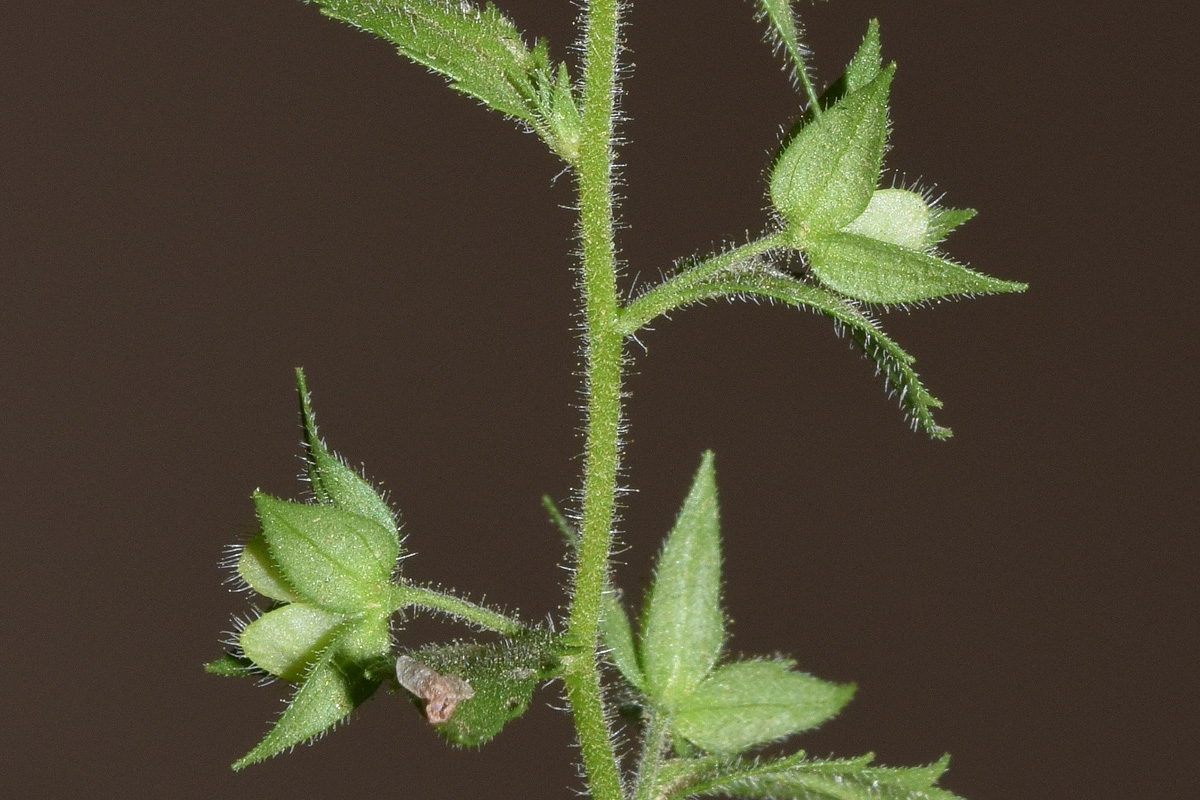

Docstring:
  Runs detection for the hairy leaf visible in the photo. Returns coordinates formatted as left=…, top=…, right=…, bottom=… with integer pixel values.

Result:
left=771, top=65, right=895, bottom=238
left=842, top=188, right=931, bottom=250
left=805, top=232, right=1027, bottom=304
left=672, top=660, right=855, bottom=754
left=233, top=614, right=391, bottom=770
left=641, top=452, right=724, bottom=708
left=310, top=0, right=535, bottom=118
left=307, top=1, right=579, bottom=161
left=408, top=630, right=560, bottom=746
left=238, top=532, right=304, bottom=603
left=239, top=603, right=346, bottom=681
left=601, top=589, right=644, bottom=691
left=541, top=493, right=578, bottom=551
left=254, top=493, right=396, bottom=613
left=679, top=751, right=964, bottom=800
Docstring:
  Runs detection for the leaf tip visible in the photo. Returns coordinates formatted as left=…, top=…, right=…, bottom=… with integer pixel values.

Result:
left=928, top=424, right=954, bottom=441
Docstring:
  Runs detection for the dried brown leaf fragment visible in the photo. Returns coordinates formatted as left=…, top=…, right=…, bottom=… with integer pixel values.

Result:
left=395, top=655, right=475, bottom=723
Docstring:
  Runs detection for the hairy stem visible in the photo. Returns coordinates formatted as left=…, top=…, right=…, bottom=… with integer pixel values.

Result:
left=562, top=1, right=626, bottom=799
left=391, top=584, right=525, bottom=635
left=617, top=233, right=788, bottom=335
left=795, top=51, right=822, bottom=115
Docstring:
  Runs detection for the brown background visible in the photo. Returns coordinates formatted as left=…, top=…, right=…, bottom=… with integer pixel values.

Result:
left=3, top=1, right=1195, bottom=797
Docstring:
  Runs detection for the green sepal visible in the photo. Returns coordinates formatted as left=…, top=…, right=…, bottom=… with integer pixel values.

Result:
left=805, top=232, right=1028, bottom=304
left=601, top=589, right=645, bottom=691
left=927, top=206, right=977, bottom=246
left=239, top=603, right=346, bottom=682
left=205, top=653, right=259, bottom=677
left=677, top=751, right=963, bottom=800
left=820, top=19, right=883, bottom=109
left=640, top=452, right=724, bottom=708
left=296, top=369, right=401, bottom=548
left=671, top=659, right=855, bottom=755
left=770, top=65, right=896, bottom=238
left=842, top=188, right=931, bottom=250
left=844, top=19, right=883, bottom=93
left=232, top=613, right=392, bottom=770
left=237, top=532, right=304, bottom=603
left=254, top=492, right=396, bottom=613
left=408, top=630, right=561, bottom=746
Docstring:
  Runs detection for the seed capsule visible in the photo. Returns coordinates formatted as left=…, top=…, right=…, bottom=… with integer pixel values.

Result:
left=395, top=655, right=475, bottom=723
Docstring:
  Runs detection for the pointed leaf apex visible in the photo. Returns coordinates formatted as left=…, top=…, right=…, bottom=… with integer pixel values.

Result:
left=641, top=452, right=725, bottom=707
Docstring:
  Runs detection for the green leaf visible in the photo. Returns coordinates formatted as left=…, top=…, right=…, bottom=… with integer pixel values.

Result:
left=205, top=653, right=259, bottom=677
left=296, top=369, right=401, bottom=549
left=839, top=306, right=950, bottom=439
left=307, top=1, right=578, bottom=162
left=842, top=188, right=931, bottom=250
left=805, top=232, right=1028, bottom=304
left=407, top=630, right=560, bottom=746
left=641, top=452, right=724, bottom=708
left=771, top=65, right=896, bottom=238
left=927, top=206, right=977, bottom=246
left=254, top=493, right=396, bottom=613
left=541, top=493, right=578, bottom=552
left=672, top=660, right=855, bottom=754
left=237, top=532, right=304, bottom=603
left=233, top=614, right=391, bottom=770
left=310, top=0, right=535, bottom=119
left=239, top=603, right=346, bottom=681
left=680, top=752, right=964, bottom=800
left=601, top=589, right=644, bottom=691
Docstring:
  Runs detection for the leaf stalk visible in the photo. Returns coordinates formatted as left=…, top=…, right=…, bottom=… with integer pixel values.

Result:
left=391, top=584, right=526, bottom=635
left=618, top=233, right=789, bottom=336
left=632, top=706, right=672, bottom=800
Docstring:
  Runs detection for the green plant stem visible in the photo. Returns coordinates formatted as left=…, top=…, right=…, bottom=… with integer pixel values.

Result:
left=561, top=1, right=626, bottom=799
left=391, top=584, right=525, bottom=635
left=633, top=706, right=671, bottom=800
left=617, top=233, right=788, bottom=336
left=795, top=56, right=821, bottom=116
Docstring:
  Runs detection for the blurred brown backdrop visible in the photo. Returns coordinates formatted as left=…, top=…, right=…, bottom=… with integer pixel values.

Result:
left=2, top=1, right=1195, bottom=797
